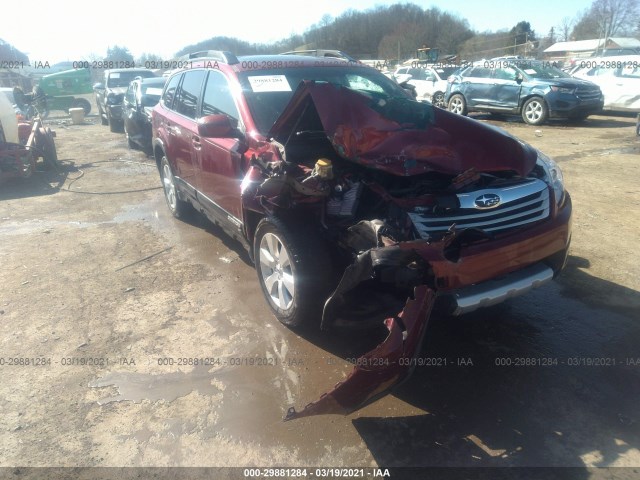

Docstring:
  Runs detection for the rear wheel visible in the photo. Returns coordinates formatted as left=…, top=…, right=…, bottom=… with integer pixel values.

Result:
left=448, top=94, right=467, bottom=115
left=432, top=91, right=445, bottom=108
left=160, top=156, right=190, bottom=218
left=42, top=137, right=58, bottom=168
left=521, top=97, right=548, bottom=125
left=254, top=216, right=331, bottom=328
left=72, top=98, right=91, bottom=115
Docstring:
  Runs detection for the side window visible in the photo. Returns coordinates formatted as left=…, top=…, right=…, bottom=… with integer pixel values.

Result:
left=467, top=67, right=491, bottom=78
left=125, top=83, right=136, bottom=104
left=201, top=71, right=240, bottom=121
left=162, top=73, right=182, bottom=109
left=408, top=68, right=421, bottom=78
left=424, top=71, right=436, bottom=81
left=621, top=65, right=640, bottom=78
left=174, top=70, right=206, bottom=119
left=345, top=74, right=385, bottom=93
left=494, top=67, right=517, bottom=80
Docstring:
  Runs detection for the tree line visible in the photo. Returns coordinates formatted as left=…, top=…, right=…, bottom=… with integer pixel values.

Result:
left=2, top=0, right=638, bottom=65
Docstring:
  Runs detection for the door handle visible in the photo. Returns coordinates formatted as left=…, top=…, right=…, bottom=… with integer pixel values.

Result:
left=192, top=135, right=201, bottom=149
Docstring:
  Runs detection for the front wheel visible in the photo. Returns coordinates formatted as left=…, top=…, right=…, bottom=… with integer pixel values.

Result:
left=97, top=101, right=108, bottom=125
left=107, top=111, right=123, bottom=133
left=160, top=156, right=190, bottom=218
left=124, top=123, right=136, bottom=149
left=254, top=217, right=331, bottom=328
left=448, top=94, right=467, bottom=115
left=522, top=97, right=548, bottom=125
left=42, top=139, right=58, bottom=168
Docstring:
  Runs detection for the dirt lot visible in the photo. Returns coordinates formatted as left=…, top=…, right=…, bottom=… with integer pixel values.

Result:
left=0, top=107, right=639, bottom=478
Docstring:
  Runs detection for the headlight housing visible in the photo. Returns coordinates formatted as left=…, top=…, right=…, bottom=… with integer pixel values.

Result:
left=106, top=93, right=122, bottom=105
left=550, top=85, right=575, bottom=94
left=537, top=151, right=564, bottom=205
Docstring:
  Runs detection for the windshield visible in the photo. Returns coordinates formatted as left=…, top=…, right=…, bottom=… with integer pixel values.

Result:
left=520, top=63, right=571, bottom=80
left=140, top=81, right=166, bottom=107
left=434, top=67, right=458, bottom=79
left=107, top=71, right=155, bottom=88
left=238, top=66, right=409, bottom=134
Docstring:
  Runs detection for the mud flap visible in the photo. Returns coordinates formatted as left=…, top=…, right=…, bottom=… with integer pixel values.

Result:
left=284, top=285, right=436, bottom=421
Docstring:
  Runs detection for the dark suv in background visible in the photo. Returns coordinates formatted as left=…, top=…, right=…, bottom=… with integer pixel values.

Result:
left=94, top=68, right=156, bottom=132
left=446, top=60, right=603, bottom=125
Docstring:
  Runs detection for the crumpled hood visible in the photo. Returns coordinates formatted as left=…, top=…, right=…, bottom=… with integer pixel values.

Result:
left=269, top=81, right=537, bottom=177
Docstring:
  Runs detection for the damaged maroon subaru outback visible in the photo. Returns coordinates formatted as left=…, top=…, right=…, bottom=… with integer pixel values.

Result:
left=152, top=52, right=572, bottom=420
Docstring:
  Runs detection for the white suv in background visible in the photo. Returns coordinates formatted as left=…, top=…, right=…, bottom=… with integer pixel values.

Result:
left=393, top=65, right=458, bottom=107
left=571, top=55, right=640, bottom=112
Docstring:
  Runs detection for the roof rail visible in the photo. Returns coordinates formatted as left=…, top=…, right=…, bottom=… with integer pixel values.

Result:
left=182, top=50, right=239, bottom=65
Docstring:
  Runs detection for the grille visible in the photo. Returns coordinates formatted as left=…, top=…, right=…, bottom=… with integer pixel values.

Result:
left=408, top=180, right=550, bottom=238
left=575, top=87, right=601, bottom=101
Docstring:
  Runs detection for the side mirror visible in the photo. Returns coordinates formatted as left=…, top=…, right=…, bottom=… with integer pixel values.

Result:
left=93, top=83, right=105, bottom=90
left=516, top=73, right=524, bottom=84
left=197, top=114, right=238, bottom=138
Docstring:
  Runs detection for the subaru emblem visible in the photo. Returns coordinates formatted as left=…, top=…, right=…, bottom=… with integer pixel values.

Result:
left=475, top=193, right=501, bottom=209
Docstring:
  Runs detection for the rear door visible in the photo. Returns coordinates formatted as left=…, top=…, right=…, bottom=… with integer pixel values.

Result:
left=194, top=70, right=245, bottom=221
left=462, top=67, right=493, bottom=107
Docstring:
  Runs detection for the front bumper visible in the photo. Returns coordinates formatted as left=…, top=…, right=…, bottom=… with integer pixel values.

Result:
left=547, top=93, right=603, bottom=119
left=106, top=104, right=123, bottom=120
left=409, top=192, right=572, bottom=290
left=287, top=192, right=572, bottom=420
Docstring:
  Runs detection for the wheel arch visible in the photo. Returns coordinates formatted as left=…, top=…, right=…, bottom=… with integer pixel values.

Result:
left=518, top=93, right=548, bottom=111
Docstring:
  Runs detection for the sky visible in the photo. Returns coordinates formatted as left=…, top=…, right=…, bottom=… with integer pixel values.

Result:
left=2, top=0, right=593, bottom=64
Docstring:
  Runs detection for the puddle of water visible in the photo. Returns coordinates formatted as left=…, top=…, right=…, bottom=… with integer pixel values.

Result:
left=88, top=365, right=226, bottom=405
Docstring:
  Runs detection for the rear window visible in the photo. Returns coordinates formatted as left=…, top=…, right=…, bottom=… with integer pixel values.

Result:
left=107, top=70, right=155, bottom=88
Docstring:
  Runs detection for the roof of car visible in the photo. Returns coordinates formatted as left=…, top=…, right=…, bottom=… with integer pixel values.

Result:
left=187, top=54, right=367, bottom=73
left=138, top=76, right=166, bottom=84
left=106, top=68, right=154, bottom=74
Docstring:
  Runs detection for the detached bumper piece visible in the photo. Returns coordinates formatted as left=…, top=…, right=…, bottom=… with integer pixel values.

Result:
left=284, top=285, right=436, bottom=421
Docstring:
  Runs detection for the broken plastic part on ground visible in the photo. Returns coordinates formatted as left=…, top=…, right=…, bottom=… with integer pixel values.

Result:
left=284, top=285, right=436, bottom=421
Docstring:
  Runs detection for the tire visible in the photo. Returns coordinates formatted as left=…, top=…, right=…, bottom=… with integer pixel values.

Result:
left=107, top=111, right=123, bottom=133
left=42, top=135, right=58, bottom=168
left=160, top=156, right=190, bottom=218
left=72, top=98, right=91, bottom=115
left=521, top=97, right=548, bottom=125
left=124, top=123, right=136, bottom=149
left=432, top=91, right=445, bottom=108
left=254, top=216, right=331, bottom=328
left=98, top=103, right=108, bottom=125
left=448, top=94, right=467, bottom=115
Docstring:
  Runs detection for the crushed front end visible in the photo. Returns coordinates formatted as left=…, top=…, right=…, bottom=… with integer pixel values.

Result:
left=240, top=82, right=572, bottom=419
